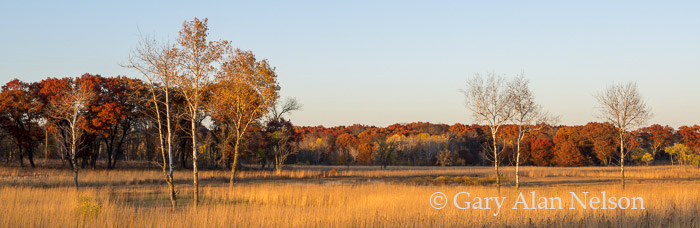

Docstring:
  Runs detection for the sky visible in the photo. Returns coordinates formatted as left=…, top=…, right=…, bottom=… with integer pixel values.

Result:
left=1, top=1, right=699, bottom=128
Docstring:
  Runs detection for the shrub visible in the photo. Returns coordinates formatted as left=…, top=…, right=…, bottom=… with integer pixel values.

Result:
left=74, top=195, right=102, bottom=219
left=641, top=153, right=654, bottom=166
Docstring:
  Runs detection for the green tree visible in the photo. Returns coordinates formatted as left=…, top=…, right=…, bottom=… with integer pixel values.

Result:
left=665, top=144, right=692, bottom=167
left=641, top=153, right=654, bottom=166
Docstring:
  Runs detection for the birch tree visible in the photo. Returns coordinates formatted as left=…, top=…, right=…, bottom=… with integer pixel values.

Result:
left=463, top=72, right=514, bottom=191
left=173, top=18, right=228, bottom=205
left=48, top=80, right=94, bottom=189
left=507, top=74, right=556, bottom=189
left=595, top=82, right=652, bottom=189
left=124, top=35, right=179, bottom=209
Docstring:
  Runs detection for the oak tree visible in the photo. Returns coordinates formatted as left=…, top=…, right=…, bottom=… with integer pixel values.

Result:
left=636, top=124, right=674, bottom=159
left=0, top=79, right=44, bottom=167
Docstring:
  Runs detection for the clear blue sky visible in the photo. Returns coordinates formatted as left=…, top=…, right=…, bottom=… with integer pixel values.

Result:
left=2, top=1, right=699, bottom=128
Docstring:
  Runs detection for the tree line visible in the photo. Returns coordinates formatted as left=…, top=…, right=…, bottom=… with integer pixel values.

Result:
left=5, top=101, right=697, bottom=171
left=293, top=121, right=698, bottom=167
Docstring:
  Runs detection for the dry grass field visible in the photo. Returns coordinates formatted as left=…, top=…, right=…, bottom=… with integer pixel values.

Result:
left=1, top=164, right=700, bottom=227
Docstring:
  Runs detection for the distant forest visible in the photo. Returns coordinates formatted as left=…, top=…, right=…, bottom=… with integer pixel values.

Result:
left=0, top=73, right=696, bottom=169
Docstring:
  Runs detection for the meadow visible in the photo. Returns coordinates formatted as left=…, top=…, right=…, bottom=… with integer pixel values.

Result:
left=1, top=163, right=699, bottom=227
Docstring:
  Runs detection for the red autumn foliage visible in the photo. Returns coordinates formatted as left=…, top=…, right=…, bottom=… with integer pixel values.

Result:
left=677, top=125, right=700, bottom=150
left=527, top=137, right=554, bottom=166
left=635, top=124, right=675, bottom=157
left=553, top=141, right=586, bottom=166
left=356, top=143, right=376, bottom=164
left=583, top=122, right=618, bottom=166
left=0, top=79, right=44, bottom=167
left=552, top=126, right=590, bottom=166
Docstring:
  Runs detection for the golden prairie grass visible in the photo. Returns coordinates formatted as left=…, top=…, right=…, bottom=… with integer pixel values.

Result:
left=0, top=165, right=699, bottom=227
left=3, top=165, right=696, bottom=186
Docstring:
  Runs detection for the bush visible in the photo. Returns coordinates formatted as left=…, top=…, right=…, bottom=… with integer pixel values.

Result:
left=74, top=195, right=102, bottom=219
left=630, top=148, right=650, bottom=165
left=641, top=153, right=654, bottom=166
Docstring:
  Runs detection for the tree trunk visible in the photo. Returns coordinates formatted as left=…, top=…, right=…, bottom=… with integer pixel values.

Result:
left=671, top=154, right=674, bottom=167
left=620, top=132, right=625, bottom=190
left=112, top=127, right=129, bottom=169
left=81, top=155, right=88, bottom=169
left=107, top=144, right=114, bottom=169
left=57, top=134, right=66, bottom=167
left=73, top=165, right=79, bottom=190
left=191, top=116, right=199, bottom=206
left=71, top=144, right=79, bottom=190
left=229, top=137, right=241, bottom=190
left=27, top=147, right=36, bottom=168
left=105, top=136, right=115, bottom=169
left=515, top=133, right=521, bottom=190
left=90, top=144, right=98, bottom=169
left=18, top=145, right=24, bottom=167
left=275, top=154, right=282, bottom=175
left=153, top=88, right=177, bottom=209
left=45, top=129, right=49, bottom=161
left=166, top=101, right=176, bottom=209
left=492, top=132, right=500, bottom=192
left=168, top=178, right=177, bottom=208
left=179, top=138, right=188, bottom=169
